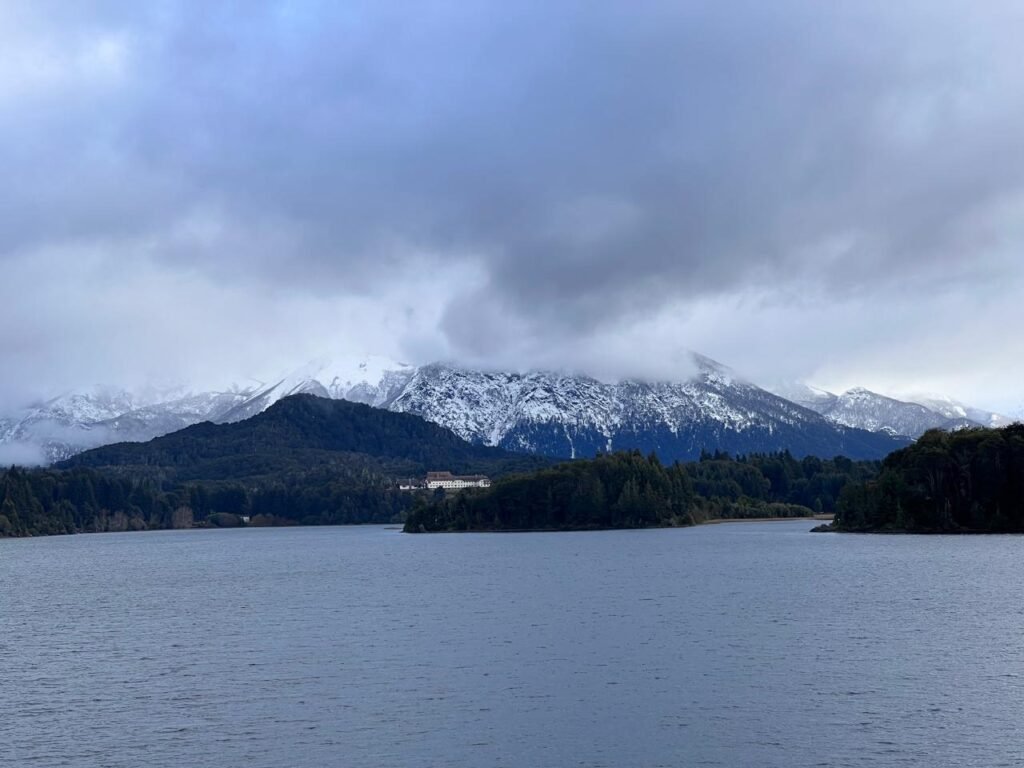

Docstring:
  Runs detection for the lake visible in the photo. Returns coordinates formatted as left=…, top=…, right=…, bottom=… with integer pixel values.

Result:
left=3, top=521, right=1023, bottom=767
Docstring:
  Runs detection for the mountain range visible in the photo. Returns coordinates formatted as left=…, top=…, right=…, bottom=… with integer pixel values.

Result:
left=58, top=393, right=547, bottom=483
left=0, top=354, right=1013, bottom=465
left=767, top=381, right=1011, bottom=436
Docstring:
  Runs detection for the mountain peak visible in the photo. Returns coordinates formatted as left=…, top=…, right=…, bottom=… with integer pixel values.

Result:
left=688, top=353, right=736, bottom=383
left=6, top=353, right=1003, bottom=466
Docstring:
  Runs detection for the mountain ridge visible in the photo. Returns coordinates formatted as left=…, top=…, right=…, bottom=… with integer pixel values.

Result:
left=382, top=359, right=906, bottom=461
left=3, top=354, right=1009, bottom=465
left=766, top=381, right=1009, bottom=437
left=58, top=393, right=549, bottom=483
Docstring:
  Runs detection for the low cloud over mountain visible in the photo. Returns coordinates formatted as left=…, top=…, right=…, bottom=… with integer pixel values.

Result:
left=3, top=2, right=1024, bottom=413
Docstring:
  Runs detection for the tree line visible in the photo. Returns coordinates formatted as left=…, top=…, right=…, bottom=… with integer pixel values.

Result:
left=0, top=394, right=549, bottom=538
left=2, top=448, right=878, bottom=538
left=404, top=449, right=877, bottom=532
left=13, top=422, right=1024, bottom=537
left=834, top=425, right=1024, bottom=532
left=0, top=465, right=416, bottom=537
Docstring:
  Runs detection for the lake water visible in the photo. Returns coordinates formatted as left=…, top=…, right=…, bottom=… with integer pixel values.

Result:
left=3, top=521, right=1024, bottom=767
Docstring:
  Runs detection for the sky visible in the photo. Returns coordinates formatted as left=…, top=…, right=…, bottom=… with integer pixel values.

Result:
left=3, top=0, right=1024, bottom=414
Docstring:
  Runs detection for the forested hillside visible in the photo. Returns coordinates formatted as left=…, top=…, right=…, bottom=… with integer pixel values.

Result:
left=0, top=395, right=550, bottom=537
left=3, top=446, right=876, bottom=539
left=59, top=394, right=548, bottom=482
left=834, top=425, right=1024, bottom=532
left=0, top=465, right=417, bottom=536
left=405, top=450, right=877, bottom=532
left=0, top=394, right=890, bottom=538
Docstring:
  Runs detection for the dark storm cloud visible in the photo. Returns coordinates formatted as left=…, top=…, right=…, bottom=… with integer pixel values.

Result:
left=3, top=1, right=1024, bottom=404
left=9, top=4, right=1024, bottom=277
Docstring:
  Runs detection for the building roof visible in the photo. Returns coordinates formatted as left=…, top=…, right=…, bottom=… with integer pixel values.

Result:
left=425, top=471, right=489, bottom=482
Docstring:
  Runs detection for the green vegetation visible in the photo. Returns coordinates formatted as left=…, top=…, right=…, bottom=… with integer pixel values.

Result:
left=834, top=425, right=1024, bottom=532
left=59, top=394, right=548, bottom=483
left=404, top=449, right=877, bottom=532
left=0, top=464, right=421, bottom=536
left=13, top=416, right=1024, bottom=538
left=0, top=394, right=891, bottom=538
left=0, top=395, right=550, bottom=537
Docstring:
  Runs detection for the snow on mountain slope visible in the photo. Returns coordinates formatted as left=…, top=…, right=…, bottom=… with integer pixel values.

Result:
left=0, top=358, right=417, bottom=464
left=215, top=357, right=415, bottom=423
left=7, top=353, right=1011, bottom=465
left=912, top=395, right=1014, bottom=429
left=765, top=381, right=1012, bottom=438
left=819, top=387, right=975, bottom=437
left=385, top=357, right=905, bottom=461
left=0, top=386, right=255, bottom=464
left=765, top=380, right=838, bottom=412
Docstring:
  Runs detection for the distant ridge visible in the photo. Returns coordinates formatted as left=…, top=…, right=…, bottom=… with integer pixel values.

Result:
left=382, top=359, right=908, bottom=461
left=767, top=381, right=1012, bottom=437
left=58, top=394, right=549, bottom=482
left=11, top=352, right=1007, bottom=464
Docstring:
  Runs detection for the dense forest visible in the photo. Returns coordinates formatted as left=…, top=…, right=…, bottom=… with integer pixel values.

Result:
left=834, top=425, right=1024, bottom=532
left=0, top=395, right=549, bottom=537
left=2, top=445, right=876, bottom=539
left=0, top=393, right=898, bottom=538
left=59, top=394, right=549, bottom=483
left=404, top=449, right=877, bottom=532
left=0, top=464, right=420, bottom=536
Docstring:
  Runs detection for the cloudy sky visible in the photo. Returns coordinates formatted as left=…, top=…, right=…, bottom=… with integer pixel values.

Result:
left=3, top=0, right=1024, bottom=414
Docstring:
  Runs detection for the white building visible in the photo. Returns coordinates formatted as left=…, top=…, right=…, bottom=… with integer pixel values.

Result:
left=424, top=471, right=491, bottom=490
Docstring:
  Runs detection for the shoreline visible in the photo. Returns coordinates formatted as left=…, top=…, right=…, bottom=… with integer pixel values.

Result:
left=404, top=514, right=833, bottom=534
left=699, top=514, right=833, bottom=526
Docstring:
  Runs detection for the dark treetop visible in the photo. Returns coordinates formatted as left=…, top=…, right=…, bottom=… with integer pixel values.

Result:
left=1, top=395, right=548, bottom=536
left=404, top=449, right=877, bottom=532
left=834, top=424, right=1024, bottom=532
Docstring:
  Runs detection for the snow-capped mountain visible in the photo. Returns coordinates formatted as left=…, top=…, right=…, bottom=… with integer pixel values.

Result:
left=4, top=353, right=1012, bottom=466
left=766, top=381, right=839, bottom=413
left=815, top=388, right=975, bottom=437
left=910, top=395, right=1013, bottom=430
left=0, top=358, right=414, bottom=465
left=214, top=358, right=416, bottom=424
left=0, top=386, right=255, bottom=465
left=0, top=354, right=908, bottom=465
left=384, top=357, right=904, bottom=460
left=765, top=381, right=1013, bottom=438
